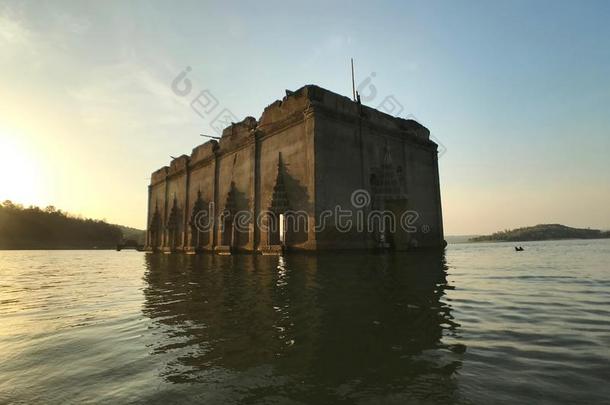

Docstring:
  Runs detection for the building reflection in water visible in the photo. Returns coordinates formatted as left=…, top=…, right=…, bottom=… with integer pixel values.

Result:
left=142, top=251, right=465, bottom=403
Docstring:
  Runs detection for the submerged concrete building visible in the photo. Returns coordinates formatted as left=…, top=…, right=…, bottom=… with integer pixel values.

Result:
left=145, top=85, right=444, bottom=253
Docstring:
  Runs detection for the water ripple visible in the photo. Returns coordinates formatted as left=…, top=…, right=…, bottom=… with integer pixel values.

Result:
left=0, top=240, right=609, bottom=403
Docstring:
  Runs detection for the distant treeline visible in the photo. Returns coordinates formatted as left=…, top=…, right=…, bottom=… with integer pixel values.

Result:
left=0, top=200, right=144, bottom=249
left=470, top=224, right=610, bottom=243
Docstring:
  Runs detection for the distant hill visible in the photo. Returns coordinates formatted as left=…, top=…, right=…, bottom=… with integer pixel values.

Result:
left=445, top=235, right=481, bottom=244
left=0, top=200, right=145, bottom=249
left=470, top=224, right=610, bottom=243
left=117, top=225, right=146, bottom=245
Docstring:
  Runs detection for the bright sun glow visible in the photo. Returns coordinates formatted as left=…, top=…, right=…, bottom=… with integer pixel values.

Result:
left=0, top=131, right=46, bottom=207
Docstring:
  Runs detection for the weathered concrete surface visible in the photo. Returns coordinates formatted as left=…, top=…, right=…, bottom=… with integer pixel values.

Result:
left=146, top=85, right=444, bottom=253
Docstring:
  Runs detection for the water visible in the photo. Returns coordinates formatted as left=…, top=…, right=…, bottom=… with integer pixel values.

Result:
left=0, top=240, right=609, bottom=404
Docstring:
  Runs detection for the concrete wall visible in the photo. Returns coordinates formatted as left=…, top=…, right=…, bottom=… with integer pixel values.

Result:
left=312, top=88, right=444, bottom=249
left=256, top=105, right=316, bottom=250
left=147, top=166, right=168, bottom=248
left=216, top=125, right=256, bottom=251
left=187, top=141, right=217, bottom=250
left=146, top=87, right=316, bottom=252
left=146, top=84, right=443, bottom=252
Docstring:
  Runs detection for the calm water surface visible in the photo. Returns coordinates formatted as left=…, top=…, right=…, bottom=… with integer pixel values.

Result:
left=1, top=240, right=609, bottom=404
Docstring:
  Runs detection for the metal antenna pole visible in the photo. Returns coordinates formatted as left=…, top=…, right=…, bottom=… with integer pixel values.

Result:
left=351, top=58, right=356, bottom=101
left=200, top=134, right=221, bottom=140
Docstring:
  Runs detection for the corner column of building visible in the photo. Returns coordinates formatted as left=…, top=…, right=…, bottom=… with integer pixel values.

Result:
left=212, top=150, right=220, bottom=250
left=163, top=176, right=169, bottom=248
left=245, top=141, right=256, bottom=252
left=182, top=163, right=191, bottom=250
left=146, top=185, right=152, bottom=248
left=433, top=151, right=445, bottom=245
left=253, top=131, right=262, bottom=251
left=304, top=106, right=317, bottom=250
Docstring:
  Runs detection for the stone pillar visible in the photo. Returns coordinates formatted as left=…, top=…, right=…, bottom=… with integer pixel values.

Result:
left=253, top=131, right=262, bottom=251
left=183, top=162, right=190, bottom=249
left=146, top=185, right=152, bottom=248
left=212, top=151, right=220, bottom=249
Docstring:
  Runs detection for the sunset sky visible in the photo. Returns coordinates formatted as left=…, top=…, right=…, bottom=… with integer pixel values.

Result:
left=1, top=0, right=609, bottom=234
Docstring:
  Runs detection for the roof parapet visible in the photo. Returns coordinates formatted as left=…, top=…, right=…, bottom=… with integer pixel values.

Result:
left=168, top=155, right=189, bottom=175
left=151, top=166, right=169, bottom=184
left=151, top=84, right=432, bottom=181
left=218, top=116, right=258, bottom=151
left=190, top=140, right=218, bottom=166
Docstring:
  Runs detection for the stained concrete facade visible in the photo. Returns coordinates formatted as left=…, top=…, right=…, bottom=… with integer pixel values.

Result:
left=145, top=85, right=444, bottom=253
